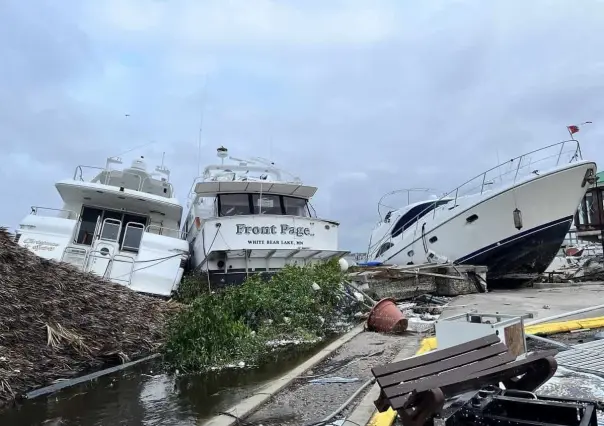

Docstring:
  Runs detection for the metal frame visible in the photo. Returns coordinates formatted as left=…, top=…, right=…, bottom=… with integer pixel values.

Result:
left=438, top=387, right=598, bottom=426
left=435, top=312, right=534, bottom=356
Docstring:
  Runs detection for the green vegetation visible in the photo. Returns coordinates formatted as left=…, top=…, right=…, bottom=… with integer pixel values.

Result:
left=163, top=260, right=350, bottom=372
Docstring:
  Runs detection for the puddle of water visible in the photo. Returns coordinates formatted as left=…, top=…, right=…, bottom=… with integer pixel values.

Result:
left=0, top=338, right=337, bottom=426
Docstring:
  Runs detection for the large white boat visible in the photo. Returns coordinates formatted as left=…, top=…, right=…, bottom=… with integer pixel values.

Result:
left=15, top=156, right=189, bottom=297
left=183, top=147, right=347, bottom=287
left=367, top=140, right=597, bottom=287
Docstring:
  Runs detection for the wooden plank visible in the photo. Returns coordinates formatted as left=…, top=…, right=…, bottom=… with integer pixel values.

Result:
left=383, top=351, right=515, bottom=399
left=504, top=323, right=525, bottom=358
left=377, top=342, right=508, bottom=387
left=395, top=269, right=467, bottom=281
left=387, top=351, right=557, bottom=409
left=372, top=334, right=500, bottom=377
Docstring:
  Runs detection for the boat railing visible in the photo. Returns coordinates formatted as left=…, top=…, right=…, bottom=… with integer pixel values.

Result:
left=73, top=165, right=174, bottom=197
left=30, top=206, right=77, bottom=220
left=74, top=165, right=105, bottom=182
left=140, top=176, right=174, bottom=198
left=187, top=174, right=303, bottom=202
left=440, top=139, right=581, bottom=209
left=145, top=224, right=184, bottom=239
left=368, top=139, right=582, bottom=257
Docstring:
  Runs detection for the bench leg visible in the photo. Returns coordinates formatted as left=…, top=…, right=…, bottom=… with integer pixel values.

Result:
left=502, top=356, right=558, bottom=392
left=397, top=388, right=445, bottom=426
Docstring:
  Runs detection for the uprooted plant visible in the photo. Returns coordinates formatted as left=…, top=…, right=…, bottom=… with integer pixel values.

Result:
left=163, top=260, right=359, bottom=372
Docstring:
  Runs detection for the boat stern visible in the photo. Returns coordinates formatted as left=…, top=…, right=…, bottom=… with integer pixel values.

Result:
left=191, top=215, right=346, bottom=286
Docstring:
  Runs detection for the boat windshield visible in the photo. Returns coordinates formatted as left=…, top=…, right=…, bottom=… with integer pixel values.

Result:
left=218, top=193, right=311, bottom=217
left=391, top=200, right=451, bottom=238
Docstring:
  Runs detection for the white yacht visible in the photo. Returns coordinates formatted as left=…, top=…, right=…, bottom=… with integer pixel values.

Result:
left=183, top=147, right=347, bottom=287
left=367, top=140, right=597, bottom=287
left=15, top=155, right=189, bottom=297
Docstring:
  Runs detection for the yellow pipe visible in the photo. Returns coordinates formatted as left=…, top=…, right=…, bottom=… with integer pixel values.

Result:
left=366, top=315, right=604, bottom=426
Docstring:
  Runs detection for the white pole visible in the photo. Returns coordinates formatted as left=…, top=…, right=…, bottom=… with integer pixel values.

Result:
left=525, top=304, right=604, bottom=326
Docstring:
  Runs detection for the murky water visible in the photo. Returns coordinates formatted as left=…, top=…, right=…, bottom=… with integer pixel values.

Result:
left=0, top=340, right=335, bottom=426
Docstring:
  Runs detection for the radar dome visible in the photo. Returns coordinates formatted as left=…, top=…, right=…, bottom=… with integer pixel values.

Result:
left=131, top=156, right=147, bottom=171
left=217, top=146, right=228, bottom=159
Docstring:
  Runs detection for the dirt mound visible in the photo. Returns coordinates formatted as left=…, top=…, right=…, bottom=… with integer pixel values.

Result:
left=0, top=228, right=171, bottom=405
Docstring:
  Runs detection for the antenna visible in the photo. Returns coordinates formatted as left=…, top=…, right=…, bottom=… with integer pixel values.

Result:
left=197, top=75, right=209, bottom=177
left=114, top=140, right=157, bottom=158
left=161, top=151, right=165, bottom=168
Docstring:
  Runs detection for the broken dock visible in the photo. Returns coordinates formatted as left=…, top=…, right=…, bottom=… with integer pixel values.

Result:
left=347, top=263, right=488, bottom=300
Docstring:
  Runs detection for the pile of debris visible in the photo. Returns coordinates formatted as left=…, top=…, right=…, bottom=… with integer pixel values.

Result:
left=0, top=228, right=173, bottom=405
left=542, top=253, right=604, bottom=283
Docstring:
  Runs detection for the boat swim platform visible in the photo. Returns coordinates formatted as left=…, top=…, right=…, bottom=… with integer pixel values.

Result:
left=348, top=263, right=488, bottom=300
left=212, top=248, right=350, bottom=262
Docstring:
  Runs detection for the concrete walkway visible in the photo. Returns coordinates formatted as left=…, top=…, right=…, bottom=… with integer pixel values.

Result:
left=441, top=283, right=604, bottom=321
left=246, top=332, right=419, bottom=426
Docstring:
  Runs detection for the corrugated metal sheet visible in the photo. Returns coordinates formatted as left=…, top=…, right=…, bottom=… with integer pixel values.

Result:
left=555, top=339, right=604, bottom=375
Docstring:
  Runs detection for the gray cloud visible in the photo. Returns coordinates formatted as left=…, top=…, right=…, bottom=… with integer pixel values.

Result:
left=2, top=0, right=604, bottom=252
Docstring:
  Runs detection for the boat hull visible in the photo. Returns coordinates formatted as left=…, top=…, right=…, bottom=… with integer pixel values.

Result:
left=378, top=161, right=596, bottom=288
left=456, top=215, right=574, bottom=287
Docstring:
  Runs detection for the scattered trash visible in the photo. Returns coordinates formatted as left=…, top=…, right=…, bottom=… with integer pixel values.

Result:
left=415, top=294, right=448, bottom=305
left=308, top=377, right=360, bottom=384
left=406, top=317, right=436, bottom=333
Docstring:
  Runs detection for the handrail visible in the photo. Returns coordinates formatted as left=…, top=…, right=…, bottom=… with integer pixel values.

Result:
left=140, top=176, right=174, bottom=198
left=377, top=188, right=436, bottom=222
left=100, top=218, right=122, bottom=242
left=368, top=139, right=583, bottom=257
left=121, top=222, right=145, bottom=251
left=73, top=165, right=173, bottom=198
left=30, top=206, right=76, bottom=220
left=73, top=165, right=105, bottom=181
left=145, top=224, right=184, bottom=239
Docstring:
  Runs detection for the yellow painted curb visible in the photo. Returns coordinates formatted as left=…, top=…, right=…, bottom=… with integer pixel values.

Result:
left=525, top=316, right=604, bottom=336
left=365, top=315, right=604, bottom=426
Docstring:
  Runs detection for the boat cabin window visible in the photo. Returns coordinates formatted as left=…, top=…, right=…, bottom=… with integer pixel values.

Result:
left=252, top=194, right=282, bottom=215
left=391, top=200, right=451, bottom=238
left=283, top=196, right=310, bottom=217
left=217, top=193, right=311, bottom=217
left=75, top=206, right=147, bottom=252
left=219, top=194, right=251, bottom=216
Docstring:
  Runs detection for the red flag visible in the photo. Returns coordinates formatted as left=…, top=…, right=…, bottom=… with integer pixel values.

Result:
left=567, top=125, right=580, bottom=134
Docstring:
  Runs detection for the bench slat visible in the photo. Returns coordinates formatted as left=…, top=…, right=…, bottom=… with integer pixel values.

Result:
left=377, top=342, right=508, bottom=387
left=372, top=334, right=501, bottom=377
left=387, top=351, right=557, bottom=409
left=383, top=351, right=515, bottom=399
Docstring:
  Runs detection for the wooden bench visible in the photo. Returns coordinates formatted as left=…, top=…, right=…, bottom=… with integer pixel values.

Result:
left=372, top=334, right=558, bottom=426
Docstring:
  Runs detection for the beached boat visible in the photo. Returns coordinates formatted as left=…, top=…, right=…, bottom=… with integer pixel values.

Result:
left=367, top=140, right=597, bottom=288
left=183, top=147, right=347, bottom=287
left=15, top=155, right=189, bottom=297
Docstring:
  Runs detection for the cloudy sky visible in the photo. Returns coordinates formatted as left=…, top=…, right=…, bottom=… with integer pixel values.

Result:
left=1, top=0, right=603, bottom=251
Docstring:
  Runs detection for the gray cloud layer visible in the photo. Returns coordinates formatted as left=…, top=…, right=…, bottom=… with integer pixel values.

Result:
left=2, top=0, right=604, bottom=251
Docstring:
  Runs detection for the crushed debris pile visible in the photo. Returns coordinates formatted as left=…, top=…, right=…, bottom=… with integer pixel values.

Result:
left=542, top=253, right=604, bottom=282
left=0, top=228, right=173, bottom=405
